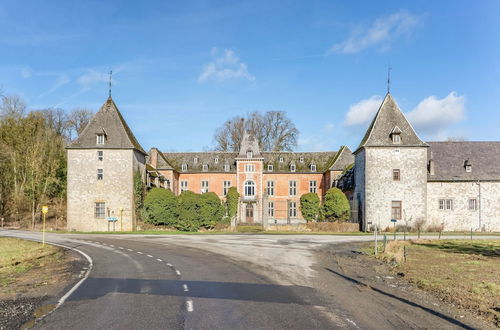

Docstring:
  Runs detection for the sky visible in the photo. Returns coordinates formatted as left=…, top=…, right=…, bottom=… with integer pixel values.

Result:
left=1, top=0, right=499, bottom=152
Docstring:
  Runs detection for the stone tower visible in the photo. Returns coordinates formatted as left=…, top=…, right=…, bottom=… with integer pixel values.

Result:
left=66, top=97, right=146, bottom=231
left=353, top=93, right=428, bottom=231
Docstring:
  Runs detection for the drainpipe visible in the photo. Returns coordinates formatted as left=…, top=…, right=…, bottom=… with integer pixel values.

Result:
left=475, top=180, right=481, bottom=230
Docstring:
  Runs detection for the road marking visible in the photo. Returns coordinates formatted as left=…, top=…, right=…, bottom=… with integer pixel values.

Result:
left=182, top=284, right=189, bottom=292
left=156, top=258, right=162, bottom=262
left=137, top=251, right=143, bottom=254
left=109, top=245, right=114, bottom=247
left=147, top=254, right=153, bottom=258
left=186, top=299, right=193, bottom=312
left=175, top=270, right=181, bottom=276
left=166, top=263, right=173, bottom=267
left=118, top=247, right=124, bottom=249
left=127, top=248, right=133, bottom=251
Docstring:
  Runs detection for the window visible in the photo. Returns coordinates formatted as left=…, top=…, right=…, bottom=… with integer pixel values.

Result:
left=193, top=157, right=198, bottom=164
left=392, top=134, right=401, bottom=144
left=289, top=201, right=297, bottom=217
left=391, top=201, right=402, bottom=220
left=97, top=169, right=103, bottom=180
left=299, top=157, right=304, bottom=163
left=244, top=180, right=255, bottom=197
left=267, top=164, right=273, bottom=172
left=268, top=201, right=274, bottom=217
left=202, top=164, right=208, bottom=172
left=96, top=134, right=105, bottom=145
left=97, top=150, right=103, bottom=161
left=214, top=157, right=219, bottom=164
left=180, top=180, right=188, bottom=192
left=182, top=164, right=188, bottom=172
left=224, top=164, right=230, bottom=172
left=465, top=165, right=471, bottom=172
left=309, top=180, right=317, bottom=193
left=245, top=164, right=255, bottom=172
left=393, top=169, right=400, bottom=181
left=267, top=181, right=275, bottom=196
left=439, top=199, right=453, bottom=210
left=310, top=164, right=316, bottom=172
left=279, top=157, right=284, bottom=163
left=289, top=180, right=297, bottom=196
left=246, top=150, right=253, bottom=158
left=290, top=164, right=296, bottom=172
left=94, top=202, right=105, bottom=218
left=223, top=181, right=231, bottom=196
left=468, top=199, right=477, bottom=211
left=201, top=180, right=209, bottom=193
left=165, top=180, right=170, bottom=190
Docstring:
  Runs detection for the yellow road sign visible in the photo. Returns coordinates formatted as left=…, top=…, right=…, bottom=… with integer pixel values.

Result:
left=42, top=206, right=49, bottom=214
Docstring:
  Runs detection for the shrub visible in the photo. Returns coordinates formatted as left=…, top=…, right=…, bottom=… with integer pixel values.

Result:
left=134, top=170, right=145, bottom=221
left=322, top=188, right=350, bottom=222
left=176, top=191, right=202, bottom=232
left=141, top=188, right=177, bottom=226
left=299, top=193, right=320, bottom=222
left=199, top=192, right=225, bottom=229
left=225, top=187, right=239, bottom=220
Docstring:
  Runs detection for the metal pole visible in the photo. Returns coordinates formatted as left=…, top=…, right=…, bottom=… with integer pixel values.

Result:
left=120, top=209, right=123, bottom=232
left=374, top=226, right=378, bottom=256
left=42, top=213, right=46, bottom=247
left=383, top=234, right=387, bottom=252
left=470, top=228, right=473, bottom=240
left=393, top=222, right=396, bottom=241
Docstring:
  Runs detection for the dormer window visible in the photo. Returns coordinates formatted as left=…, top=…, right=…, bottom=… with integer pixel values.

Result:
left=279, top=157, right=284, bottom=163
left=390, top=126, right=402, bottom=144
left=202, top=164, right=208, bottom=172
left=214, top=157, right=219, bottom=164
left=299, top=157, right=304, bottom=163
left=290, top=164, right=296, bottom=172
left=193, top=157, right=198, bottom=164
left=268, top=164, right=273, bottom=172
left=182, top=163, right=188, bottom=172
left=224, top=164, right=230, bottom=172
left=310, top=164, right=316, bottom=172
left=96, top=134, right=105, bottom=145
left=246, top=150, right=253, bottom=158
left=464, top=160, right=472, bottom=173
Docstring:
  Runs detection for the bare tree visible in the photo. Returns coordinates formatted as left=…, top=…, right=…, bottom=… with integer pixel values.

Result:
left=0, top=94, right=26, bottom=120
left=213, top=111, right=298, bottom=152
left=67, top=108, right=93, bottom=140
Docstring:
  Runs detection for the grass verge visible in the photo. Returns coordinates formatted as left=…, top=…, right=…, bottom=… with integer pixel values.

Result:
left=367, top=239, right=500, bottom=327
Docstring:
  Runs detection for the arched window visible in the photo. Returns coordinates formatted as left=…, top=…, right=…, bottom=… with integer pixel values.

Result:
left=244, top=180, right=255, bottom=197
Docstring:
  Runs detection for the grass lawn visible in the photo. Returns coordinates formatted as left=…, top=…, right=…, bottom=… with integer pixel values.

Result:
left=54, top=229, right=371, bottom=236
left=0, top=238, right=67, bottom=298
left=370, top=239, right=500, bottom=327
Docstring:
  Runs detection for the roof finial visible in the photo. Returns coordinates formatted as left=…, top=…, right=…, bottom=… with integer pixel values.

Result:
left=108, top=70, right=113, bottom=98
left=387, top=65, right=392, bottom=94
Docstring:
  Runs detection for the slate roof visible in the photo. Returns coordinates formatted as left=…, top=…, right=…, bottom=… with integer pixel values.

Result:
left=238, top=132, right=261, bottom=157
left=356, top=93, right=427, bottom=152
left=329, top=145, right=354, bottom=171
left=67, top=97, right=146, bottom=154
left=428, top=142, right=500, bottom=181
left=161, top=151, right=340, bottom=173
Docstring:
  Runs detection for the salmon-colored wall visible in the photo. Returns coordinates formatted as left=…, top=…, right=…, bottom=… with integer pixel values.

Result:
left=176, top=173, right=237, bottom=198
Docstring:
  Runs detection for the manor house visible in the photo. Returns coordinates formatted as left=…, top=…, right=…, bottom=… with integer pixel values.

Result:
left=66, top=94, right=500, bottom=232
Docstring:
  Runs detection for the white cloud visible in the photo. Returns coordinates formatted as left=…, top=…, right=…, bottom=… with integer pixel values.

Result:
left=344, top=95, right=383, bottom=126
left=330, top=11, right=420, bottom=54
left=198, top=48, right=255, bottom=82
left=20, top=66, right=32, bottom=79
left=77, top=69, right=114, bottom=87
left=406, top=92, right=465, bottom=135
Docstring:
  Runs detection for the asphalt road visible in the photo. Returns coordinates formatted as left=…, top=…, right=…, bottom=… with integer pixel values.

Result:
left=3, top=231, right=498, bottom=329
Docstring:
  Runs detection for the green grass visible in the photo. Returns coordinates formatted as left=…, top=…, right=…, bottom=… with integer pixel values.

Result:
left=52, top=229, right=371, bottom=236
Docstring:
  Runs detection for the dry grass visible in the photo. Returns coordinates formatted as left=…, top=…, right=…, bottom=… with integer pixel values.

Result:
left=375, top=239, right=500, bottom=327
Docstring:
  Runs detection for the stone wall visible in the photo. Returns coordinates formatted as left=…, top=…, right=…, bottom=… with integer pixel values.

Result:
left=67, top=149, right=137, bottom=232
left=427, top=181, right=500, bottom=231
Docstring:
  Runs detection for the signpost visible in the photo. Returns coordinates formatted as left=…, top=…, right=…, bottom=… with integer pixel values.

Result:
left=390, top=219, right=397, bottom=240
left=119, top=207, right=124, bottom=232
left=41, top=206, right=48, bottom=247
left=107, top=217, right=118, bottom=232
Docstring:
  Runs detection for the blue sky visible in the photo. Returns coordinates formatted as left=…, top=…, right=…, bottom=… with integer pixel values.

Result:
left=1, top=0, right=499, bottom=152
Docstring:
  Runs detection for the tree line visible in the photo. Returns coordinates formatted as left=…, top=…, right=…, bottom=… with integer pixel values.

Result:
left=0, top=92, right=92, bottom=227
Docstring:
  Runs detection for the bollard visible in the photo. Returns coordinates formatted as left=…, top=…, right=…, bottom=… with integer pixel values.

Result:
left=470, top=228, right=473, bottom=240
left=374, top=227, right=378, bottom=256
left=418, top=229, right=420, bottom=239
left=438, top=230, right=442, bottom=240
left=383, top=235, right=387, bottom=252
left=403, top=246, right=408, bottom=263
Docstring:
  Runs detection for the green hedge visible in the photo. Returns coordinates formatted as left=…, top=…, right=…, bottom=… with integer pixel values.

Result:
left=299, top=192, right=320, bottom=222
left=322, top=188, right=350, bottom=222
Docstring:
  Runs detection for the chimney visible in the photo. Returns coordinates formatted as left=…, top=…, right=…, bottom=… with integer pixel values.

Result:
left=150, top=148, right=159, bottom=168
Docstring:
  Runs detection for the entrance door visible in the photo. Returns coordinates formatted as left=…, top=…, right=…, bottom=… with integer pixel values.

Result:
left=245, top=204, right=254, bottom=223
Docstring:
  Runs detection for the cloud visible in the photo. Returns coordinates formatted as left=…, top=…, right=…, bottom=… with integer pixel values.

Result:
left=198, top=48, right=255, bottom=82
left=406, top=92, right=465, bottom=135
left=330, top=11, right=420, bottom=54
left=344, top=95, right=383, bottom=126
left=20, top=66, right=32, bottom=79
left=77, top=69, right=114, bottom=87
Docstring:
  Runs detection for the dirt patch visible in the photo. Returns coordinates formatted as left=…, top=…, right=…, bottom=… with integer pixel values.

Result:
left=0, top=238, right=85, bottom=330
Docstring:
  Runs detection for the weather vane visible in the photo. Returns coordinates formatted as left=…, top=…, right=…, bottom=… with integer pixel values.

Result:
left=387, top=66, right=392, bottom=94
left=108, top=70, right=113, bottom=97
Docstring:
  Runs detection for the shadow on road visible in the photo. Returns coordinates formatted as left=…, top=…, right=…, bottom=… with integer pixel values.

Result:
left=67, top=277, right=322, bottom=305
left=324, top=268, right=474, bottom=330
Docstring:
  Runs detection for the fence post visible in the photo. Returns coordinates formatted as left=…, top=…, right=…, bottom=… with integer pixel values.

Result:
left=374, top=226, right=378, bottom=256
left=383, top=234, right=387, bottom=252
left=470, top=228, right=473, bottom=240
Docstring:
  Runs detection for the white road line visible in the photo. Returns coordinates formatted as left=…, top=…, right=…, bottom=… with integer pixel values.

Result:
left=156, top=258, right=162, bottom=262
left=186, top=299, right=194, bottom=312
left=118, top=247, right=124, bottom=249
left=182, top=284, right=189, bottom=292
left=127, top=248, right=133, bottom=251
left=175, top=270, right=181, bottom=276
left=166, top=263, right=173, bottom=267
left=147, top=254, right=153, bottom=258
left=109, top=245, right=114, bottom=247
left=137, top=251, right=143, bottom=254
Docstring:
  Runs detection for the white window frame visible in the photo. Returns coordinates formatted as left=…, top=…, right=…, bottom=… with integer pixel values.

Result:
left=299, top=157, right=304, bottom=163
left=224, top=164, right=230, bottom=172
left=267, top=164, right=273, bottom=172
left=214, top=157, right=219, bottom=164
left=202, top=164, right=208, bottom=172
left=279, top=157, right=284, bottom=163
left=392, top=134, right=401, bottom=144
left=96, top=134, right=105, bottom=145
left=246, top=150, right=253, bottom=158
left=201, top=180, right=209, bottom=193
left=310, top=164, right=316, bottom=172
left=97, top=150, right=103, bottom=161
left=193, top=157, right=198, bottom=164
left=309, top=180, right=317, bottom=193
left=182, top=164, right=188, bottom=172
left=268, top=201, right=274, bottom=217
left=289, top=180, right=297, bottom=196
left=290, top=164, right=296, bottom=172
left=267, top=181, right=275, bottom=196
left=439, top=199, right=453, bottom=210
left=244, top=180, right=255, bottom=197
left=245, top=164, right=255, bottom=172
left=289, top=201, right=297, bottom=217
left=94, top=202, right=106, bottom=218
left=465, top=165, right=472, bottom=173
left=468, top=198, right=477, bottom=211
left=223, top=181, right=231, bottom=196
left=180, top=180, right=188, bottom=192
left=97, top=168, right=103, bottom=180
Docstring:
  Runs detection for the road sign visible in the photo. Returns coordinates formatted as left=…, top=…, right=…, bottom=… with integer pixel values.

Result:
left=107, top=217, right=118, bottom=222
left=390, top=219, right=397, bottom=223
left=42, top=206, right=48, bottom=214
